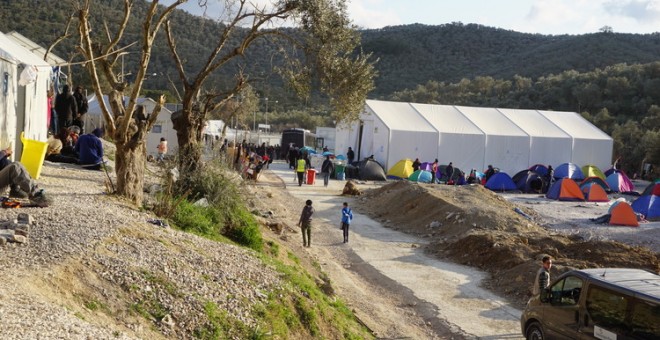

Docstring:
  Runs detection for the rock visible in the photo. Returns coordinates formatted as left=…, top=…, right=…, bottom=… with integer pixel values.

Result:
left=17, top=213, right=33, bottom=225
left=342, top=181, right=361, bottom=196
left=429, top=221, right=441, bottom=228
left=0, top=237, right=6, bottom=245
left=161, top=314, right=175, bottom=329
left=12, top=235, right=27, bottom=244
left=193, top=198, right=209, bottom=207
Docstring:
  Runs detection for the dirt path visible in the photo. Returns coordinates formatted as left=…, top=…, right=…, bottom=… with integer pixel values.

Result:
left=260, top=161, right=523, bottom=339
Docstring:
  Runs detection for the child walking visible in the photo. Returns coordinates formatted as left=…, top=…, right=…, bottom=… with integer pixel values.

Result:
left=341, top=202, right=353, bottom=243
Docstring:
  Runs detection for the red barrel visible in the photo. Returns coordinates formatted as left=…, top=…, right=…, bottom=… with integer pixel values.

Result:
left=306, top=169, right=317, bottom=185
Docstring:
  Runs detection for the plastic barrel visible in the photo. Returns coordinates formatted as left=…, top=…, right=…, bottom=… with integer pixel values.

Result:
left=335, top=164, right=346, bottom=180
left=306, top=169, right=317, bottom=185
left=20, top=132, right=48, bottom=179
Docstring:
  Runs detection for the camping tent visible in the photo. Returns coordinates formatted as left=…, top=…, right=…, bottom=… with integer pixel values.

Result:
left=632, top=184, right=660, bottom=221
left=529, top=164, right=549, bottom=176
left=437, top=164, right=464, bottom=182
left=554, top=162, right=585, bottom=181
left=581, top=165, right=606, bottom=180
left=580, top=177, right=610, bottom=192
left=356, top=158, right=387, bottom=181
left=485, top=172, right=518, bottom=191
left=408, top=170, right=432, bottom=183
left=605, top=171, right=635, bottom=193
left=419, top=161, right=434, bottom=171
left=0, top=31, right=51, bottom=161
left=86, top=95, right=179, bottom=156
left=608, top=201, right=639, bottom=227
left=642, top=182, right=660, bottom=197
left=387, top=159, right=414, bottom=179
left=581, top=183, right=609, bottom=202
left=512, top=170, right=546, bottom=193
left=546, top=178, right=585, bottom=201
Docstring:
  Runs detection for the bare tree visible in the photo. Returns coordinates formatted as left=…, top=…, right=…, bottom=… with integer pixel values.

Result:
left=165, top=0, right=376, bottom=177
left=76, top=0, right=188, bottom=204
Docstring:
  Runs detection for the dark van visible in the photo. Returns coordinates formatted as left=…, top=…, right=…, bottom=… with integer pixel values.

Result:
left=521, top=268, right=659, bottom=340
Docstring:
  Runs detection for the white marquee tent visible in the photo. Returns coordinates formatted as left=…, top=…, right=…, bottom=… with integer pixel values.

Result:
left=335, top=100, right=613, bottom=174
left=0, top=31, right=51, bottom=161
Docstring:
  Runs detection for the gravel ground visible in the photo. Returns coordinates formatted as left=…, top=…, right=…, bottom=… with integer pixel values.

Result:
left=0, top=160, right=281, bottom=339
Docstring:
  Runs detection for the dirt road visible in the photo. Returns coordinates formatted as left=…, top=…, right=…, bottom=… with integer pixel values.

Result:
left=263, top=162, right=523, bottom=339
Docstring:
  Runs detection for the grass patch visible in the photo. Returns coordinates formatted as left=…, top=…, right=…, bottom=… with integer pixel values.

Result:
left=194, top=301, right=267, bottom=339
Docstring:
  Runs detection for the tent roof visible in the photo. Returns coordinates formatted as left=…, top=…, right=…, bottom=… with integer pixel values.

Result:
left=454, top=106, right=528, bottom=136
left=5, top=31, right=66, bottom=66
left=537, top=110, right=612, bottom=141
left=87, top=95, right=172, bottom=116
left=0, top=31, right=51, bottom=68
left=365, top=100, right=436, bottom=133
left=411, top=103, right=484, bottom=135
left=497, top=109, right=571, bottom=138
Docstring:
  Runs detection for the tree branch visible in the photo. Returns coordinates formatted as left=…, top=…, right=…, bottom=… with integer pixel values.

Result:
left=45, top=13, right=74, bottom=63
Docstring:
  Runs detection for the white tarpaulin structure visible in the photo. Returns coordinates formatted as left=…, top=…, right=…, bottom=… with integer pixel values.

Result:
left=335, top=100, right=613, bottom=174
left=86, top=95, right=179, bottom=156
left=0, top=31, right=51, bottom=160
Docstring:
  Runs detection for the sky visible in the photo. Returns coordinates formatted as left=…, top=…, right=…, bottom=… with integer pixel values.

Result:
left=166, top=0, right=660, bottom=35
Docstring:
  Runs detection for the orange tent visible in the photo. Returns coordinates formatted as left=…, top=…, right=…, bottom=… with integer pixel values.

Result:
left=609, top=202, right=639, bottom=227
left=582, top=183, right=609, bottom=202
left=546, top=178, right=585, bottom=201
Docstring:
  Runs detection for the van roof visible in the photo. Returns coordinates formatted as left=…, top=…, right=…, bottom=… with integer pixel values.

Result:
left=577, top=268, right=660, bottom=300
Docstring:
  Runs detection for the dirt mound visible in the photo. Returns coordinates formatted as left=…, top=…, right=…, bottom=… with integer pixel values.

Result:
left=356, top=181, right=659, bottom=308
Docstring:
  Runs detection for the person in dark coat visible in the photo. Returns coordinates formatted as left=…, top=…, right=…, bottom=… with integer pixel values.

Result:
left=485, top=165, right=496, bottom=182
left=445, top=162, right=454, bottom=183
left=55, top=85, right=78, bottom=130
left=412, top=158, right=421, bottom=172
left=321, top=156, right=334, bottom=187
left=72, top=86, right=88, bottom=135
left=75, top=128, right=104, bottom=170
left=346, top=147, right=355, bottom=165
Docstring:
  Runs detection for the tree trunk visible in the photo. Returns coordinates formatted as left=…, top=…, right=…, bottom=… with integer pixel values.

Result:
left=115, top=140, right=146, bottom=205
left=173, top=111, right=202, bottom=176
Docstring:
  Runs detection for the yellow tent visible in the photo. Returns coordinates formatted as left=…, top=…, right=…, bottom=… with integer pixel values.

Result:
left=387, top=159, right=414, bottom=179
left=582, top=164, right=606, bottom=180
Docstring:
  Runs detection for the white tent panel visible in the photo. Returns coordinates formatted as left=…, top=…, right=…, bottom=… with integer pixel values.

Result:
left=365, top=100, right=438, bottom=169
left=497, top=108, right=573, bottom=168
left=455, top=106, right=530, bottom=174
left=0, top=31, right=51, bottom=161
left=334, top=119, right=360, bottom=161
left=537, top=110, right=613, bottom=169
left=411, top=103, right=486, bottom=172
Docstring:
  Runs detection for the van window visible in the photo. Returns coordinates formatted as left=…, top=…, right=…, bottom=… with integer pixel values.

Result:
left=631, top=299, right=660, bottom=339
left=586, top=286, right=628, bottom=333
left=549, top=275, right=583, bottom=305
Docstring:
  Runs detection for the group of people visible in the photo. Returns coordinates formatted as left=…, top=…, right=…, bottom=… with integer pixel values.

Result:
left=412, top=158, right=457, bottom=184
left=51, top=85, right=88, bottom=136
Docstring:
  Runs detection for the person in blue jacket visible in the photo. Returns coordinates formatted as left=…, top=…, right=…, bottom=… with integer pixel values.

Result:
left=340, top=202, right=353, bottom=243
left=75, top=128, right=104, bottom=170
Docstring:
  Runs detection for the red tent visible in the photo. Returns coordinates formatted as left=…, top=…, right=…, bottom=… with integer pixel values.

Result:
left=582, top=183, right=609, bottom=202
left=609, top=202, right=639, bottom=227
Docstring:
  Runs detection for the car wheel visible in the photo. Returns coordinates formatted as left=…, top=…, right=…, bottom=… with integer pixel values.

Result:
left=526, top=322, right=545, bottom=340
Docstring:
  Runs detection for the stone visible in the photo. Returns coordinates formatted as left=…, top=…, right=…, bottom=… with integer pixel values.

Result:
left=429, top=221, right=441, bottom=228
left=17, top=213, right=33, bottom=225
left=12, top=235, right=27, bottom=244
left=161, top=314, right=175, bottom=328
left=0, top=236, right=6, bottom=245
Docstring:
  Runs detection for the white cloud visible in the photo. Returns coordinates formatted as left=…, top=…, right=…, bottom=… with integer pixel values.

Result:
left=348, top=0, right=402, bottom=29
left=603, top=0, right=660, bottom=23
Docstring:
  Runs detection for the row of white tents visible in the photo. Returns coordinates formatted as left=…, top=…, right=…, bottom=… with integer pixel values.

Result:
left=336, top=100, right=614, bottom=175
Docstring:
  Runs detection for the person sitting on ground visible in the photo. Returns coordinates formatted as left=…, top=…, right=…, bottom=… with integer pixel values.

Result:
left=45, top=134, right=78, bottom=164
left=0, top=145, right=34, bottom=198
left=485, top=164, right=496, bottom=182
left=467, top=169, right=478, bottom=184
left=75, top=128, right=105, bottom=170
left=0, top=162, right=50, bottom=206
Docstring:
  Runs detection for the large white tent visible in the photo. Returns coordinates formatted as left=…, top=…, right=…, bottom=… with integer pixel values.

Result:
left=0, top=31, right=51, bottom=161
left=335, top=100, right=613, bottom=174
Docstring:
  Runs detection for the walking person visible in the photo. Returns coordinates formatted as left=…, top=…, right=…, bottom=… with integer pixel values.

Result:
left=296, top=154, right=309, bottom=186
left=321, top=155, right=334, bottom=187
left=340, top=202, right=353, bottom=243
left=532, top=255, right=552, bottom=297
left=298, top=200, right=314, bottom=247
left=431, top=159, right=438, bottom=184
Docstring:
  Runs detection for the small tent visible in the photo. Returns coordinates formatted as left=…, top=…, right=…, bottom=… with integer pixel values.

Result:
left=608, top=202, right=639, bottom=227
left=528, top=164, right=549, bottom=176
left=581, top=165, right=606, bottom=180
left=419, top=162, right=434, bottom=171
left=546, top=178, right=585, bottom=201
left=554, top=163, right=585, bottom=181
left=580, top=176, right=610, bottom=192
left=485, top=172, right=518, bottom=191
left=357, top=158, right=387, bottom=181
left=387, top=159, right=414, bottom=179
left=605, top=171, right=635, bottom=193
left=642, top=181, right=660, bottom=196
left=581, top=183, right=609, bottom=202
left=632, top=184, right=660, bottom=221
left=512, top=169, right=546, bottom=193
left=437, top=164, right=465, bottom=182
left=409, top=170, right=432, bottom=183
